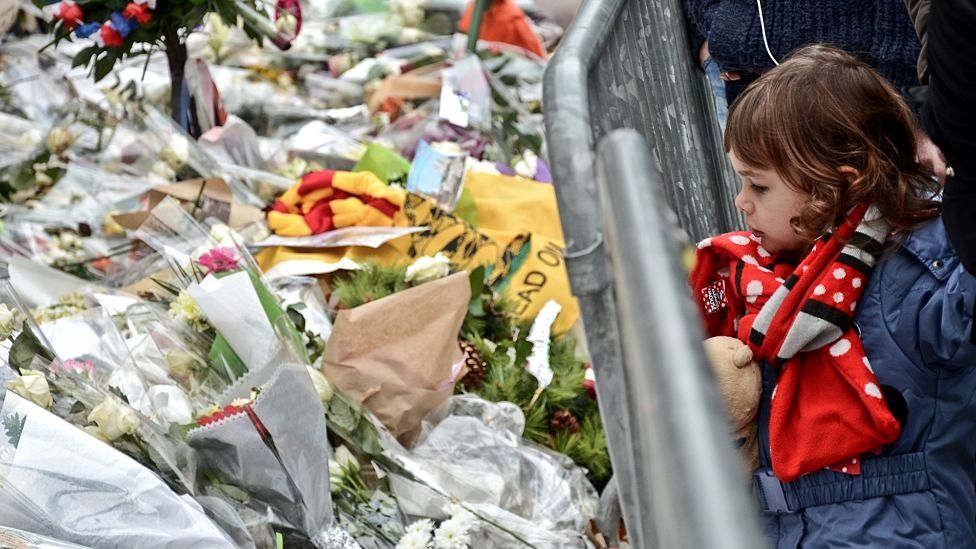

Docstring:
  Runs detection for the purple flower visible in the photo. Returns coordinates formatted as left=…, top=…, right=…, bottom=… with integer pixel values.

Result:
left=74, top=21, right=101, bottom=38
left=195, top=247, right=241, bottom=274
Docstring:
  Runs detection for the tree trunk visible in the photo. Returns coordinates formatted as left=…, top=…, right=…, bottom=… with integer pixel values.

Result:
left=163, top=26, right=187, bottom=125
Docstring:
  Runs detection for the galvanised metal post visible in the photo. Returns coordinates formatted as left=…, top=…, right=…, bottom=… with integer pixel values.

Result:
left=596, top=130, right=763, bottom=549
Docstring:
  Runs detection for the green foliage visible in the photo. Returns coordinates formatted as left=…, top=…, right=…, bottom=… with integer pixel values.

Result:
left=331, top=263, right=409, bottom=309
left=462, top=266, right=517, bottom=342
left=462, top=330, right=611, bottom=485
left=9, top=323, right=56, bottom=375
left=3, top=413, right=26, bottom=448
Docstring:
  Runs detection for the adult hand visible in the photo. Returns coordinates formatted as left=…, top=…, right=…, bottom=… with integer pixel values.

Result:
left=699, top=40, right=711, bottom=68
left=700, top=40, right=741, bottom=80
left=916, top=130, right=948, bottom=185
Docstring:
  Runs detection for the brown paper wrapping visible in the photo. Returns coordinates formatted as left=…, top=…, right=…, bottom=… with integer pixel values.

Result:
left=322, top=272, right=470, bottom=443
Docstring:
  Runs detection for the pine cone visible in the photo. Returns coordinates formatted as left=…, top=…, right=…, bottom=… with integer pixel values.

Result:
left=459, top=340, right=488, bottom=389
left=550, top=409, right=581, bottom=434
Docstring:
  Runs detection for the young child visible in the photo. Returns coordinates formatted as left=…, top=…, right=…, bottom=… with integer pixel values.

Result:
left=690, top=45, right=976, bottom=547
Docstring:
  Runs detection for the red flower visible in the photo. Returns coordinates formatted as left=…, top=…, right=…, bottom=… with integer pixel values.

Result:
left=56, top=2, right=84, bottom=31
left=100, top=24, right=124, bottom=47
left=123, top=2, right=153, bottom=25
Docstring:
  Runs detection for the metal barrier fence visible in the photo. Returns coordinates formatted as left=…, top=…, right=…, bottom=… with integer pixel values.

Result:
left=544, top=0, right=740, bottom=246
left=543, top=0, right=763, bottom=546
left=595, top=130, right=762, bottom=548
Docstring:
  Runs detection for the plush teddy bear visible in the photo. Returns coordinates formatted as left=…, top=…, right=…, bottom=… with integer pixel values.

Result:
left=703, top=336, right=761, bottom=473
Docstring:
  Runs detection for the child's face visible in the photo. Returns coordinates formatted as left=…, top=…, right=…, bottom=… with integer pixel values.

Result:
left=729, top=148, right=810, bottom=254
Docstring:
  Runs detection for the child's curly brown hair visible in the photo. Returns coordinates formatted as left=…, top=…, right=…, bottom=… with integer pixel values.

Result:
left=725, top=44, right=940, bottom=244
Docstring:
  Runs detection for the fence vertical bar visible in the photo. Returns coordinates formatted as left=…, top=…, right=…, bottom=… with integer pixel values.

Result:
left=597, top=129, right=764, bottom=548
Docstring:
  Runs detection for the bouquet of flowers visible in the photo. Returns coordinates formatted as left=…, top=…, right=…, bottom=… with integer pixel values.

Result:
left=34, top=0, right=300, bottom=124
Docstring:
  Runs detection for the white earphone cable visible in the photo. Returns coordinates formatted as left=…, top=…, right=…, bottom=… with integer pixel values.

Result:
left=756, top=0, right=780, bottom=66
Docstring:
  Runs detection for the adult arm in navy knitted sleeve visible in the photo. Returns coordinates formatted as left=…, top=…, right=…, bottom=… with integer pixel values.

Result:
left=915, top=0, right=976, bottom=276
left=682, top=0, right=723, bottom=65
left=903, top=0, right=929, bottom=83
left=902, top=0, right=947, bottom=186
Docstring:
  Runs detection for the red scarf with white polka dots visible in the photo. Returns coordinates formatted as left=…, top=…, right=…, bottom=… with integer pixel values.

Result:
left=690, top=203, right=902, bottom=482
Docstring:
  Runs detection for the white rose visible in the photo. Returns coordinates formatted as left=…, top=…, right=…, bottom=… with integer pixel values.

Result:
left=148, top=385, right=194, bottom=426
left=88, top=397, right=140, bottom=441
left=160, top=135, right=190, bottom=169
left=306, top=366, right=334, bottom=405
left=0, top=304, right=14, bottom=341
left=7, top=370, right=53, bottom=409
left=165, top=348, right=205, bottom=378
left=83, top=425, right=110, bottom=442
left=405, top=253, right=451, bottom=284
left=514, top=150, right=539, bottom=180
left=329, top=445, right=360, bottom=485
left=150, top=160, right=176, bottom=181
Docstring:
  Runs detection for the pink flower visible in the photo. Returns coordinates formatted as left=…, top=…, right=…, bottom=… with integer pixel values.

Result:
left=60, top=359, right=95, bottom=377
left=196, top=247, right=241, bottom=274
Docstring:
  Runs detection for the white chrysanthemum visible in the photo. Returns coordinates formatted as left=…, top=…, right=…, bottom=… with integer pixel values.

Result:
left=433, top=517, right=471, bottom=549
left=396, top=529, right=431, bottom=549
left=407, top=519, right=435, bottom=536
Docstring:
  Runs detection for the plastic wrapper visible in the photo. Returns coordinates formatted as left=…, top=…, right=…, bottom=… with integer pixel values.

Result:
left=439, top=54, right=491, bottom=131
left=267, top=275, right=334, bottom=344
left=381, top=395, right=598, bottom=547
left=187, top=353, right=334, bottom=544
left=0, top=390, right=235, bottom=549
left=0, top=112, right=45, bottom=168
left=194, top=495, right=276, bottom=549
left=32, top=303, right=201, bottom=491
left=116, top=301, right=233, bottom=416
left=283, top=119, right=367, bottom=168
left=199, top=115, right=268, bottom=171
left=377, top=100, right=491, bottom=160
left=133, top=196, right=260, bottom=285
left=11, top=162, right=154, bottom=230
left=0, top=41, right=73, bottom=124
left=0, top=526, right=93, bottom=548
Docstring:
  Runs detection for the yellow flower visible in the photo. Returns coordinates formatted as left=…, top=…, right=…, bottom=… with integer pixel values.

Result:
left=7, top=370, right=53, bottom=409
left=88, top=397, right=140, bottom=441
left=169, top=291, right=208, bottom=331
left=102, top=212, right=126, bottom=238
